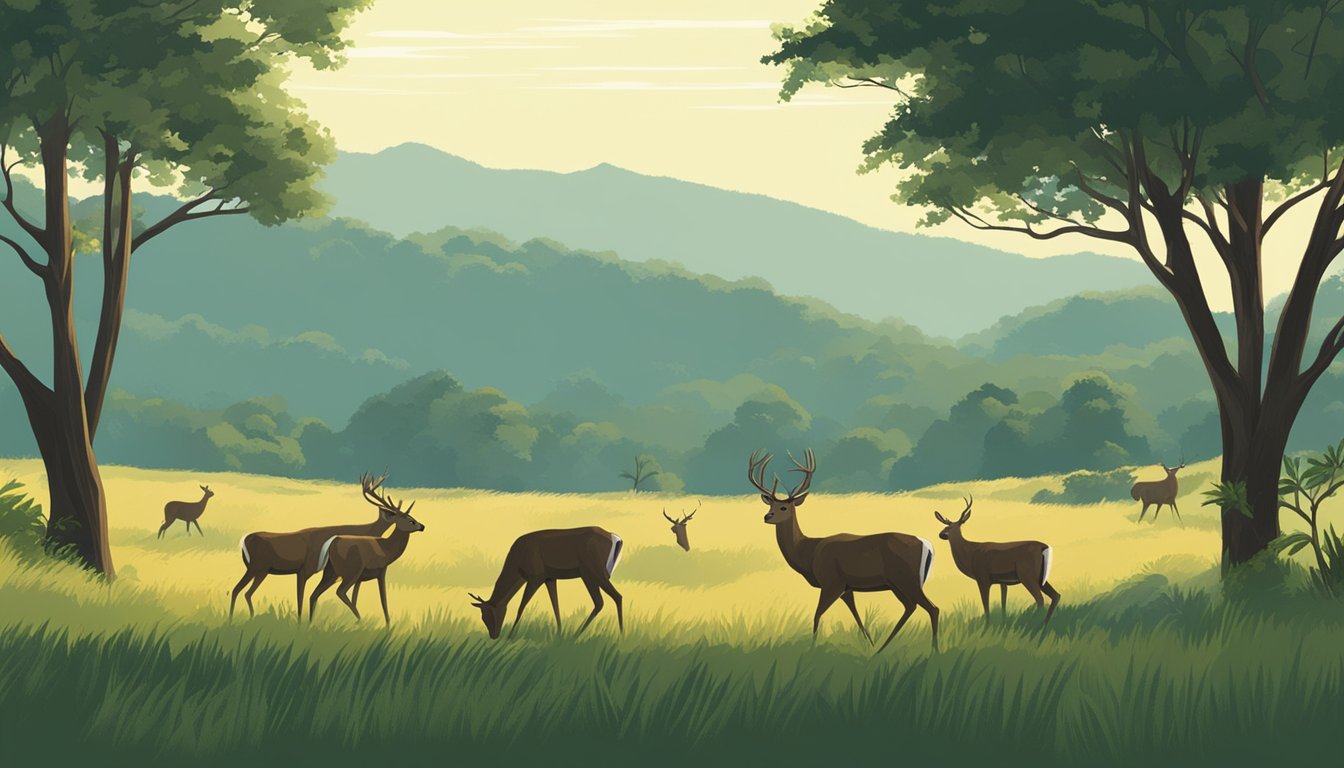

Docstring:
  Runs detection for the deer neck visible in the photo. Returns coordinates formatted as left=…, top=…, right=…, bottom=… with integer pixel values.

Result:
left=775, top=515, right=819, bottom=581
left=486, top=564, right=525, bottom=609
left=376, top=527, right=413, bottom=567
left=946, top=530, right=978, bottom=574
left=198, top=493, right=210, bottom=509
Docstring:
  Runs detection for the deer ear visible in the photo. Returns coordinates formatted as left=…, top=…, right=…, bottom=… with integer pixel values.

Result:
left=760, top=493, right=775, bottom=505
left=793, top=493, right=808, bottom=507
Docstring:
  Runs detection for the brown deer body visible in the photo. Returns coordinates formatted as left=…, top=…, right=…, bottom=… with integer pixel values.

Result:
left=308, top=496, right=424, bottom=625
left=228, top=472, right=396, bottom=619
left=749, top=450, right=938, bottom=653
left=158, top=485, right=214, bottom=538
left=936, top=496, right=1060, bottom=626
left=471, top=527, right=625, bottom=638
left=663, top=502, right=699, bottom=551
left=1130, top=461, right=1186, bottom=522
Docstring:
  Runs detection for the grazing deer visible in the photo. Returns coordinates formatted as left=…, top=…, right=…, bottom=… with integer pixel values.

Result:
left=663, top=502, right=699, bottom=551
left=1130, top=460, right=1186, bottom=522
left=935, top=495, right=1060, bottom=627
left=308, top=493, right=424, bottom=625
left=471, top=527, right=625, bottom=639
left=158, top=485, right=214, bottom=538
left=748, top=449, right=939, bottom=653
left=228, top=472, right=398, bottom=619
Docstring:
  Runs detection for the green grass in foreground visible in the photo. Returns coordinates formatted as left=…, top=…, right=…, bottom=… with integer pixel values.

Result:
left=3, top=551, right=1344, bottom=767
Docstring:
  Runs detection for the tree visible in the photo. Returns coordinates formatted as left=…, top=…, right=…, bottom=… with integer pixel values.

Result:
left=0, top=0, right=369, bottom=575
left=619, top=455, right=660, bottom=493
left=767, top=1, right=1344, bottom=565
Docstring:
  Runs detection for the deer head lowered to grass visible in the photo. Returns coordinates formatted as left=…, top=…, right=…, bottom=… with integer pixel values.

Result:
left=1130, top=459, right=1186, bottom=523
left=935, top=495, right=1060, bottom=627
left=471, top=526, right=625, bottom=640
left=158, top=485, right=214, bottom=539
left=663, top=502, right=699, bottom=551
left=229, top=472, right=398, bottom=620
left=307, top=486, right=424, bottom=626
left=748, top=449, right=939, bottom=653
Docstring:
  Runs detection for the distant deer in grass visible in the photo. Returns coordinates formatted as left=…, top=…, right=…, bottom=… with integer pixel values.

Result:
left=308, top=492, right=424, bottom=625
left=748, top=449, right=939, bottom=653
left=229, top=472, right=397, bottom=619
left=1131, top=460, right=1186, bottom=522
left=471, top=527, right=625, bottom=639
left=935, top=495, right=1060, bottom=627
left=663, top=502, right=699, bottom=551
left=158, top=485, right=214, bottom=538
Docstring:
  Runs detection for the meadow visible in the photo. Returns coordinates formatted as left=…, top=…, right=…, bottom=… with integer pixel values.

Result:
left=2, top=458, right=1342, bottom=766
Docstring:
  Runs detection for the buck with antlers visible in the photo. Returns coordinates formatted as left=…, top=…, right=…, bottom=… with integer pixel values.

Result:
left=158, top=485, right=214, bottom=538
left=748, top=449, right=938, bottom=653
left=308, top=489, right=424, bottom=625
left=228, top=472, right=398, bottom=619
left=1130, top=460, right=1186, bottom=522
left=935, top=495, right=1060, bottom=627
left=471, top=527, right=625, bottom=639
left=663, top=502, right=699, bottom=551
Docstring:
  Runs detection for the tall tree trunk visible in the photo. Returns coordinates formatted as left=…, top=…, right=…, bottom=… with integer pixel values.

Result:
left=1217, top=397, right=1286, bottom=565
left=28, top=117, right=116, bottom=577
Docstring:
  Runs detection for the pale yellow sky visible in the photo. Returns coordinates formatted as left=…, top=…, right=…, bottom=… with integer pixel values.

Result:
left=288, top=1, right=1086, bottom=253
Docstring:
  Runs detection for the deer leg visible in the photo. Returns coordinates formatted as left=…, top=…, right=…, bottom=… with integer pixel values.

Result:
left=1152, top=502, right=1163, bottom=521
left=307, top=570, right=339, bottom=624
left=919, top=593, right=941, bottom=652
left=295, top=573, right=311, bottom=621
left=978, top=581, right=992, bottom=624
left=377, top=574, right=390, bottom=626
left=1000, top=583, right=1009, bottom=616
left=1170, top=499, right=1182, bottom=522
left=1040, top=582, right=1061, bottom=628
left=545, top=579, right=562, bottom=633
left=575, top=576, right=605, bottom=636
left=510, top=581, right=542, bottom=637
left=157, top=519, right=173, bottom=539
left=598, top=579, right=623, bottom=634
left=1137, top=502, right=1150, bottom=522
left=336, top=578, right=361, bottom=621
left=812, top=587, right=844, bottom=638
left=183, top=519, right=191, bottom=536
left=875, top=593, right=916, bottom=654
left=352, top=580, right=361, bottom=609
left=840, top=591, right=873, bottom=645
left=243, top=573, right=267, bottom=616
left=229, top=571, right=254, bottom=618
left=192, top=520, right=204, bottom=536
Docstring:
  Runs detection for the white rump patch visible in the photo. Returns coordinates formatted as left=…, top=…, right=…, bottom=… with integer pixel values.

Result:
left=1041, top=547, right=1053, bottom=584
left=606, top=533, right=624, bottom=576
left=916, top=537, right=934, bottom=585
left=317, top=536, right=339, bottom=572
left=239, top=535, right=251, bottom=565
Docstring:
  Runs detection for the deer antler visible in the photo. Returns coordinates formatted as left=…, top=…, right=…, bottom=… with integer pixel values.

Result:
left=787, top=448, right=816, bottom=499
left=934, top=510, right=952, bottom=525
left=748, top=450, right=781, bottom=499
left=682, top=500, right=700, bottom=523
left=468, top=592, right=486, bottom=604
left=361, top=470, right=412, bottom=513
left=958, top=494, right=973, bottom=524
left=663, top=508, right=677, bottom=524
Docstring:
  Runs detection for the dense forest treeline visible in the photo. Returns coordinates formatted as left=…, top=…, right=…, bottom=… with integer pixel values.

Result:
left=5, top=204, right=1338, bottom=492
left=2, top=179, right=1342, bottom=492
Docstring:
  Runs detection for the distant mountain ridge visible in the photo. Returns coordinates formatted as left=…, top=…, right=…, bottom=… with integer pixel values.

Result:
left=321, top=143, right=1152, bottom=338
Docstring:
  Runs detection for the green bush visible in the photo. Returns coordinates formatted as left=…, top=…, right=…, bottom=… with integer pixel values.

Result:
left=0, top=479, right=45, bottom=560
left=1032, top=468, right=1135, bottom=504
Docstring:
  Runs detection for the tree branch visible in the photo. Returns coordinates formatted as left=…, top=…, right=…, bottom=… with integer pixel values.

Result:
left=1264, top=175, right=1336, bottom=235
left=1299, top=313, right=1344, bottom=388
left=131, top=190, right=249, bottom=250
left=0, top=232, right=46, bottom=277
left=946, top=205, right=1132, bottom=243
left=0, top=144, right=46, bottom=244
left=0, top=330, right=49, bottom=400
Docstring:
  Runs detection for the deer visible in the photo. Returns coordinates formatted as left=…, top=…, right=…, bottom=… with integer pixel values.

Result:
left=158, top=485, right=214, bottom=538
left=470, top=527, right=625, bottom=639
left=935, top=495, right=1060, bottom=627
left=748, top=449, right=939, bottom=653
left=663, top=501, right=699, bottom=551
left=228, top=472, right=398, bottom=620
left=1130, top=460, right=1186, bottom=522
left=308, top=491, right=424, bottom=625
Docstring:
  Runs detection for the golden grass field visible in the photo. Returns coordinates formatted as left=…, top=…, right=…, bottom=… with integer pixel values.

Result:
left=0, top=457, right=1234, bottom=639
